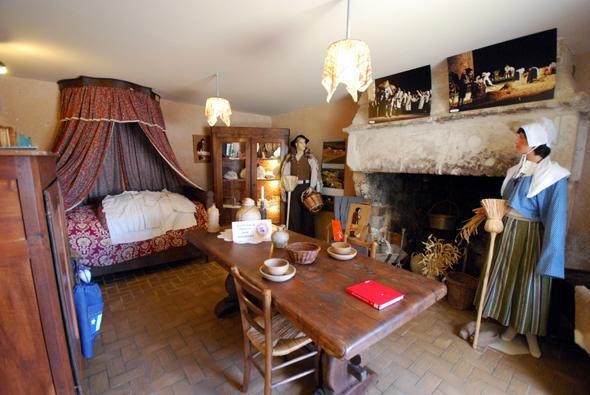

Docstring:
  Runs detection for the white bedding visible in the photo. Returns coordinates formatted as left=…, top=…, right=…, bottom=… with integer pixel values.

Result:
left=102, top=190, right=197, bottom=244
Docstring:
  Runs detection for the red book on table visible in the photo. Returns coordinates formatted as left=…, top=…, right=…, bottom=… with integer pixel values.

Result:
left=346, top=280, right=404, bottom=310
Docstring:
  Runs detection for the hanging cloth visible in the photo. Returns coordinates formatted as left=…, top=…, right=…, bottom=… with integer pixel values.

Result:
left=53, top=77, right=203, bottom=210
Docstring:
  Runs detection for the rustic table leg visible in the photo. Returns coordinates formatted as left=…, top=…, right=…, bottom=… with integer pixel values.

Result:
left=214, top=274, right=239, bottom=318
left=319, top=351, right=377, bottom=394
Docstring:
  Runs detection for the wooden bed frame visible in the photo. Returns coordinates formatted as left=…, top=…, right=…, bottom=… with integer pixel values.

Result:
left=87, top=186, right=212, bottom=277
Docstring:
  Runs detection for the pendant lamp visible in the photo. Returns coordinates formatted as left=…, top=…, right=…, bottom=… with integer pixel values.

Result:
left=0, top=62, right=7, bottom=75
left=205, top=72, right=232, bottom=127
left=321, top=0, right=372, bottom=102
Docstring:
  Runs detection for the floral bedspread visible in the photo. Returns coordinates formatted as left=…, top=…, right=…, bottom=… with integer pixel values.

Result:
left=66, top=202, right=207, bottom=268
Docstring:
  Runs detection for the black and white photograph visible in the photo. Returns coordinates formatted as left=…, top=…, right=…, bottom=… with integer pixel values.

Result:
left=447, top=29, right=557, bottom=112
left=369, top=65, right=432, bottom=123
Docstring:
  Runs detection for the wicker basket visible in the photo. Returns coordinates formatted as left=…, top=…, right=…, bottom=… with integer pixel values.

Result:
left=286, top=242, right=321, bottom=265
left=301, top=188, right=323, bottom=213
left=446, top=272, right=479, bottom=310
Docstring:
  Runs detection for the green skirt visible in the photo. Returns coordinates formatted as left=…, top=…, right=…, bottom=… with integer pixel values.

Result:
left=475, top=216, right=552, bottom=336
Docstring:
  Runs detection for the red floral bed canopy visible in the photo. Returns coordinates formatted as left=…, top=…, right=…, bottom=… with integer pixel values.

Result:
left=53, top=76, right=203, bottom=210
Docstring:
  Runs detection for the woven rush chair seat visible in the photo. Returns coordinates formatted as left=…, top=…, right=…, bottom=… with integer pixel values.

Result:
left=247, top=315, right=312, bottom=356
left=231, top=266, right=318, bottom=394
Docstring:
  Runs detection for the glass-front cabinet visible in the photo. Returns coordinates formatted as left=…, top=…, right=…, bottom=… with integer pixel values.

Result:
left=212, top=127, right=289, bottom=225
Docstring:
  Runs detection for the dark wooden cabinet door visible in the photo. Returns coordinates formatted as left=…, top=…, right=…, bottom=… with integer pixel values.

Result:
left=0, top=151, right=79, bottom=395
left=44, top=180, right=83, bottom=388
left=0, top=172, right=55, bottom=394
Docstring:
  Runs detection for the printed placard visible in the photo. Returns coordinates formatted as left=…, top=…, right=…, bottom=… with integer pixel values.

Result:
left=231, top=220, right=272, bottom=244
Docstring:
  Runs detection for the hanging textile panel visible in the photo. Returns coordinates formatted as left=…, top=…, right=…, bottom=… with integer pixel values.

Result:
left=53, top=77, right=202, bottom=210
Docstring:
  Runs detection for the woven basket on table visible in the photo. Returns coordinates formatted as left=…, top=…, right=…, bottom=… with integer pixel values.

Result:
left=286, top=242, right=321, bottom=265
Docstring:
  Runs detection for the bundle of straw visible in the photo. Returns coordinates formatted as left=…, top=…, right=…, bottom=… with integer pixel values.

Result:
left=457, top=209, right=486, bottom=245
left=420, top=234, right=461, bottom=278
left=473, top=198, right=508, bottom=349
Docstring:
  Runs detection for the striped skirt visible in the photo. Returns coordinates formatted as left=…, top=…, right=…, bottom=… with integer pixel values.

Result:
left=475, top=216, right=552, bottom=336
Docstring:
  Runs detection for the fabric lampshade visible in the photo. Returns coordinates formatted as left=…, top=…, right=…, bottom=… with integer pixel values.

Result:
left=205, top=96, right=232, bottom=127
left=321, top=38, right=372, bottom=103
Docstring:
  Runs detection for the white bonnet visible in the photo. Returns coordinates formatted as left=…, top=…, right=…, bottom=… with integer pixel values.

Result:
left=520, top=117, right=557, bottom=148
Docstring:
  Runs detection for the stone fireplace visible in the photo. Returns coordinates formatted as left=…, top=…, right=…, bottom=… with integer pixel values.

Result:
left=343, top=43, right=589, bottom=270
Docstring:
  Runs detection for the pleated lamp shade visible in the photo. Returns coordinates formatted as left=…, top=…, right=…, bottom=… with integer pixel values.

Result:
left=205, top=97, right=232, bottom=127
left=321, top=38, right=372, bottom=103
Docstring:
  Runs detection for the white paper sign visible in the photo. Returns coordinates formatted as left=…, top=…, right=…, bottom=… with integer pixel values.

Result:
left=231, top=219, right=273, bottom=244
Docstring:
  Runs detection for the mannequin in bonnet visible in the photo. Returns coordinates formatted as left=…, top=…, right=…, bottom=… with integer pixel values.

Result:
left=475, top=117, right=569, bottom=358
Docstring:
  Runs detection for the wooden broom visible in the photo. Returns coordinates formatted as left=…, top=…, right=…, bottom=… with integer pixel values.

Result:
left=472, top=198, right=508, bottom=349
left=282, top=175, right=299, bottom=230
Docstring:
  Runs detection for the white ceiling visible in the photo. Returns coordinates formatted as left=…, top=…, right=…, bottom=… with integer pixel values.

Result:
left=1, top=0, right=589, bottom=115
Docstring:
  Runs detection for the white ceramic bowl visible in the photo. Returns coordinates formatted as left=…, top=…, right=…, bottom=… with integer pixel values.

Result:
left=331, top=242, right=352, bottom=255
left=263, top=258, right=290, bottom=275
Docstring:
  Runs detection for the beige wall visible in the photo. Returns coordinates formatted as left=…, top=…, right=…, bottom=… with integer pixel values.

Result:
left=568, top=51, right=590, bottom=271
left=574, top=51, right=590, bottom=93
left=0, top=75, right=271, bottom=189
left=0, top=76, right=60, bottom=151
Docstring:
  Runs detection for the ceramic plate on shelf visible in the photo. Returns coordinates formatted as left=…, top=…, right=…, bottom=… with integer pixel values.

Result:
left=327, top=246, right=358, bottom=261
left=259, top=264, right=296, bottom=282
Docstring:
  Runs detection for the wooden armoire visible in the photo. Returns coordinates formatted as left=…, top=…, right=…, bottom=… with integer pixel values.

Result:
left=0, top=151, right=82, bottom=394
left=211, top=127, right=289, bottom=225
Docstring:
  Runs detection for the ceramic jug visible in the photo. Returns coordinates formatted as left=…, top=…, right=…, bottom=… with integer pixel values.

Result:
left=207, top=204, right=220, bottom=233
left=235, top=198, right=261, bottom=221
left=271, top=225, right=289, bottom=248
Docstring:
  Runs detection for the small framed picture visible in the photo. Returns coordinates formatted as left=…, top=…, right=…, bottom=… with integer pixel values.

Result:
left=0, top=126, right=16, bottom=147
left=193, top=134, right=211, bottom=163
left=346, top=203, right=371, bottom=241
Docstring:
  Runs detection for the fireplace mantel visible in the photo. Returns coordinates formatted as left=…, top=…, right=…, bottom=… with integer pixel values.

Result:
left=344, top=93, right=589, bottom=178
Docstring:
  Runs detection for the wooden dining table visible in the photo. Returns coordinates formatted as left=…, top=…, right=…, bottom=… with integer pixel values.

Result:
left=185, top=228, right=446, bottom=394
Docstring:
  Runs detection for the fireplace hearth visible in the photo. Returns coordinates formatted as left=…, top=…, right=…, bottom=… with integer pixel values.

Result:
left=358, top=172, right=502, bottom=265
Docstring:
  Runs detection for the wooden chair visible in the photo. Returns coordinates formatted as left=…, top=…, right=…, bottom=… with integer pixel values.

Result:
left=327, top=222, right=377, bottom=259
left=345, top=235, right=378, bottom=259
left=231, top=266, right=317, bottom=394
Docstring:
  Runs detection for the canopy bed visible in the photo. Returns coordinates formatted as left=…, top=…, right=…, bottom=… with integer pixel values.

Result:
left=53, top=76, right=210, bottom=276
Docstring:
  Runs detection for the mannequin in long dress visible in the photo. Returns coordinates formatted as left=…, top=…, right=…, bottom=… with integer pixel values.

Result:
left=476, top=118, right=569, bottom=358
left=280, top=134, right=322, bottom=237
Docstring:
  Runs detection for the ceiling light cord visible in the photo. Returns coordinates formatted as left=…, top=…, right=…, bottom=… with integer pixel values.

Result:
left=345, top=0, right=351, bottom=39
left=215, top=72, right=219, bottom=97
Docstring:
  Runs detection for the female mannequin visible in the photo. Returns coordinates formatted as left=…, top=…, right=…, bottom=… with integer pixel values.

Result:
left=477, top=118, right=569, bottom=358
left=280, top=134, right=322, bottom=237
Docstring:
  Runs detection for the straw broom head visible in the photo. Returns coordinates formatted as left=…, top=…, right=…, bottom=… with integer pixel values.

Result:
left=481, top=199, right=508, bottom=233
left=282, top=175, right=299, bottom=192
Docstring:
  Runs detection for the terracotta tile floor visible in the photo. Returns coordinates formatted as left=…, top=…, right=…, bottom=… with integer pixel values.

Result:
left=82, top=259, right=590, bottom=394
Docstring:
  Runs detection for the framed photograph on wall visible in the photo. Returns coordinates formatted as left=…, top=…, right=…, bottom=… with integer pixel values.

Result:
left=321, top=140, right=346, bottom=196
left=346, top=203, right=371, bottom=241
left=447, top=28, right=556, bottom=112
left=193, top=134, right=211, bottom=163
left=0, top=126, right=16, bottom=147
left=368, top=65, right=432, bottom=124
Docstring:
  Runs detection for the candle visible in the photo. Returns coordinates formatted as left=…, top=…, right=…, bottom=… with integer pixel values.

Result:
left=261, top=186, right=264, bottom=201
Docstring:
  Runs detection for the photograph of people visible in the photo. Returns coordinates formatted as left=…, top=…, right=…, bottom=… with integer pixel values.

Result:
left=368, top=65, right=431, bottom=123
left=448, top=29, right=556, bottom=112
